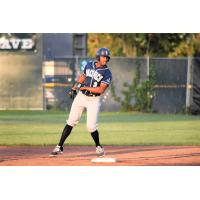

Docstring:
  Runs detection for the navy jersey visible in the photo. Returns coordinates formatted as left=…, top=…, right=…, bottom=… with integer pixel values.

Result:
left=82, top=60, right=112, bottom=88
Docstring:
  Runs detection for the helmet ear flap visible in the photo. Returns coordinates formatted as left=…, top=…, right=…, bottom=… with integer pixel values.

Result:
left=96, top=56, right=100, bottom=61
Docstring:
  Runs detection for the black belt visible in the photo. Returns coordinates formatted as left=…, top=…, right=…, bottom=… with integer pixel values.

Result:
left=81, top=90, right=100, bottom=97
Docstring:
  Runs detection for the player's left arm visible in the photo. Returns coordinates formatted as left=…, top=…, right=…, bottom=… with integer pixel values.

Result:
left=80, top=83, right=108, bottom=94
left=72, top=74, right=86, bottom=90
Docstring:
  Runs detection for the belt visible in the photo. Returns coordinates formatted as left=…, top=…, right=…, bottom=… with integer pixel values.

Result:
left=81, top=90, right=100, bottom=97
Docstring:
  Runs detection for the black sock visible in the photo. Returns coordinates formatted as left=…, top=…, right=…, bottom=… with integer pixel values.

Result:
left=58, top=124, right=73, bottom=147
left=91, top=130, right=101, bottom=147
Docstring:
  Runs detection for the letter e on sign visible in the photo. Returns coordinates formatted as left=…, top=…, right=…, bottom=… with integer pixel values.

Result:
left=21, top=39, right=34, bottom=49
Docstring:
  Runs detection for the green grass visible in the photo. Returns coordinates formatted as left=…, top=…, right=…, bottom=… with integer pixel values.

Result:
left=0, top=110, right=200, bottom=146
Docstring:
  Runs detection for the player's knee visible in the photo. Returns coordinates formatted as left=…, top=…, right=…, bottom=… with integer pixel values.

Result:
left=87, top=124, right=97, bottom=132
left=66, top=119, right=79, bottom=127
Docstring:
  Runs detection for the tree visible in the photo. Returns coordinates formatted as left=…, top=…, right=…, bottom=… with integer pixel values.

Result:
left=109, top=33, right=193, bottom=57
left=88, top=33, right=200, bottom=57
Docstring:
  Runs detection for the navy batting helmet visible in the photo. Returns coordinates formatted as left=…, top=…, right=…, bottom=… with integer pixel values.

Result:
left=96, top=48, right=110, bottom=61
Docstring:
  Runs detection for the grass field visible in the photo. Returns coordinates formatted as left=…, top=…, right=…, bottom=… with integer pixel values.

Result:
left=0, top=110, right=200, bottom=146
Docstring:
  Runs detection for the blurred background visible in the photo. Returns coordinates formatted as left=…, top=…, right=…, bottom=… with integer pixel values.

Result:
left=0, top=33, right=200, bottom=114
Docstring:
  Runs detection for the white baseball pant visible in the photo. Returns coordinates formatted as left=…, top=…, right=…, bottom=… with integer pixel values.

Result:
left=66, top=92, right=101, bottom=132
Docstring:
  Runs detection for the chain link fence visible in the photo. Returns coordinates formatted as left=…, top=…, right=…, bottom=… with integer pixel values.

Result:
left=43, top=57, right=148, bottom=111
left=42, top=56, right=200, bottom=113
left=1, top=53, right=199, bottom=113
left=191, top=58, right=200, bottom=114
left=151, top=58, right=188, bottom=113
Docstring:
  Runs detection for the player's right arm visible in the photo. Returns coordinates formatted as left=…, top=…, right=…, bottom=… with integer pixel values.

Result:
left=80, top=83, right=108, bottom=94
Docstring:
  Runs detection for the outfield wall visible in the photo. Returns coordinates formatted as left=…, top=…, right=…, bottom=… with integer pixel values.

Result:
left=0, top=34, right=43, bottom=110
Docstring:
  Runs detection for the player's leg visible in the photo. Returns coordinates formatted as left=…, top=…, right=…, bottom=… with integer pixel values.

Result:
left=86, top=97, right=100, bottom=145
left=50, top=93, right=85, bottom=156
left=58, top=124, right=73, bottom=147
left=86, top=97, right=105, bottom=156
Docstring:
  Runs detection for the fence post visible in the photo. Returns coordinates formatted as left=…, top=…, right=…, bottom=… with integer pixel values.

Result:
left=75, top=56, right=79, bottom=81
left=186, top=56, right=192, bottom=111
left=42, top=62, right=46, bottom=111
left=146, top=55, right=150, bottom=78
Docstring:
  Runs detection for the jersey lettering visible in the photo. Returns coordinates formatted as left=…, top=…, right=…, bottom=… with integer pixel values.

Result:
left=86, top=69, right=103, bottom=82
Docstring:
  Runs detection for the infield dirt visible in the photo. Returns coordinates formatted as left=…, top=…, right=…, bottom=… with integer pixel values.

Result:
left=1, top=146, right=200, bottom=166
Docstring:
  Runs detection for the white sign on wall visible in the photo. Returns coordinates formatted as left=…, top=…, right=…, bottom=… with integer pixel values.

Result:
left=0, top=38, right=35, bottom=50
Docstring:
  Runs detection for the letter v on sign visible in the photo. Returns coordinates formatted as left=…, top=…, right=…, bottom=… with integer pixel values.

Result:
left=10, top=39, right=21, bottom=49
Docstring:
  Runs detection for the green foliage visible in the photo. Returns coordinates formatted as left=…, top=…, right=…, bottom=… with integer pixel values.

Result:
left=111, top=62, right=156, bottom=112
left=87, top=33, right=127, bottom=57
left=118, top=84, right=133, bottom=112
left=111, top=78, right=135, bottom=112
left=88, top=33, right=200, bottom=57
left=110, top=33, right=193, bottom=57
left=134, top=64, right=156, bottom=112
left=110, top=83, right=121, bottom=103
left=134, top=82, right=151, bottom=111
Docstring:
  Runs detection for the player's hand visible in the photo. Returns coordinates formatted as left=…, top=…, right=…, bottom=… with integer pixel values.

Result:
left=68, top=88, right=77, bottom=100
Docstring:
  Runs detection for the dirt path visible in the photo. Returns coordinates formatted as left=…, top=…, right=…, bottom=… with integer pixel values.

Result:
left=0, top=146, right=200, bottom=166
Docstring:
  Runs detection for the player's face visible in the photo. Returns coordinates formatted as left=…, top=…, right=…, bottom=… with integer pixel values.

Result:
left=99, top=56, right=108, bottom=66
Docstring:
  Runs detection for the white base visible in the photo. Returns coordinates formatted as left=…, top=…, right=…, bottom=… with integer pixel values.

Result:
left=91, top=157, right=117, bottom=163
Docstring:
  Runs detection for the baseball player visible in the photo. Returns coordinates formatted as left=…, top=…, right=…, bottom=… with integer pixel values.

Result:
left=49, top=48, right=112, bottom=157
